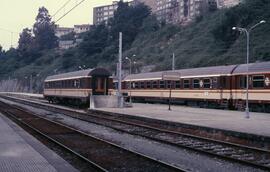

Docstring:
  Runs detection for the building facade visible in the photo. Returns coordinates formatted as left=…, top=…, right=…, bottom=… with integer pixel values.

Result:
left=93, top=1, right=118, bottom=25
left=217, top=0, right=241, bottom=8
left=56, top=24, right=91, bottom=50
left=55, top=26, right=74, bottom=38
left=93, top=0, right=241, bottom=26
left=74, top=24, right=91, bottom=34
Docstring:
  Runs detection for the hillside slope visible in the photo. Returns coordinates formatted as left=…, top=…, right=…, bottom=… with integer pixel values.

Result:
left=0, top=0, right=269, bottom=92
left=124, top=0, right=270, bottom=71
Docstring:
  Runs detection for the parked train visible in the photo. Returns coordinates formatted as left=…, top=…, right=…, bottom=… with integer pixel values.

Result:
left=117, top=61, right=270, bottom=112
left=43, top=68, right=113, bottom=104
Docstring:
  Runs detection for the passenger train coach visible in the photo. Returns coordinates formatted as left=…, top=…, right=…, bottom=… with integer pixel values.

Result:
left=117, top=61, right=270, bottom=112
left=44, top=68, right=113, bottom=104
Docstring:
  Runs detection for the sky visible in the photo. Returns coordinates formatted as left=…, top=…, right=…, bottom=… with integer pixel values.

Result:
left=0, top=0, right=123, bottom=50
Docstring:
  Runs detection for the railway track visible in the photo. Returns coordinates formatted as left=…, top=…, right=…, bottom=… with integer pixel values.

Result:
left=1, top=95, right=270, bottom=171
left=0, top=101, right=185, bottom=172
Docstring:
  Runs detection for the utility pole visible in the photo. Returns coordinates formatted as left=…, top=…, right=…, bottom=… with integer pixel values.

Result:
left=118, top=32, right=124, bottom=108
left=30, top=74, right=33, bottom=93
left=172, top=53, right=175, bottom=71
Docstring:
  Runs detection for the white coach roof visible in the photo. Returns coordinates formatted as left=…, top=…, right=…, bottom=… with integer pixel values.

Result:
left=124, top=64, right=237, bottom=81
left=45, top=68, right=111, bottom=82
left=232, top=61, right=270, bottom=75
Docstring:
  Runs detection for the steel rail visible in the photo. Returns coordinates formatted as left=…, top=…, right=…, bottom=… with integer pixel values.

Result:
left=0, top=100, right=187, bottom=172
left=1, top=95, right=270, bottom=170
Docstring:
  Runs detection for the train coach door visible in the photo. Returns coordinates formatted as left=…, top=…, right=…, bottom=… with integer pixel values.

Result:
left=92, top=76, right=108, bottom=95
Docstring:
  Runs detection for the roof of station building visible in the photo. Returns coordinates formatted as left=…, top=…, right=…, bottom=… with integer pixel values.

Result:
left=45, top=68, right=111, bottom=82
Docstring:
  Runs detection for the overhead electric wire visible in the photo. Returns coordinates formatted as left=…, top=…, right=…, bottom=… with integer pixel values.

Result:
left=52, top=0, right=73, bottom=17
left=0, top=27, right=19, bottom=34
left=54, top=0, right=87, bottom=23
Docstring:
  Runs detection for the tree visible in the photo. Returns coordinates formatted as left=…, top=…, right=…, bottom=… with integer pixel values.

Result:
left=18, top=28, right=34, bottom=53
left=108, top=1, right=151, bottom=48
left=0, top=45, right=2, bottom=56
left=79, top=23, right=109, bottom=55
left=60, top=31, right=76, bottom=41
left=33, top=7, right=58, bottom=50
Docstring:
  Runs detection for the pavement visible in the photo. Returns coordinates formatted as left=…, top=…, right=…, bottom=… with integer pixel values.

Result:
left=0, top=113, right=78, bottom=172
left=99, top=103, right=270, bottom=137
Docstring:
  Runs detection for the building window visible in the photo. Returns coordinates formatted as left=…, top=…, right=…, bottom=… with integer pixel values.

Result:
left=183, top=79, right=190, bottom=89
left=203, top=79, right=211, bottom=88
left=253, top=75, right=264, bottom=88
left=193, top=79, right=200, bottom=88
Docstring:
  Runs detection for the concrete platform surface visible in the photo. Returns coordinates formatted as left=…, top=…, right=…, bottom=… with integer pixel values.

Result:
left=0, top=113, right=78, bottom=172
left=99, top=103, right=270, bottom=137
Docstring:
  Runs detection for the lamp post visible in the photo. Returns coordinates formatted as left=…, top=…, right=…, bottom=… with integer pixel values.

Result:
left=232, top=20, right=266, bottom=119
left=79, top=65, right=86, bottom=70
left=125, top=54, right=136, bottom=104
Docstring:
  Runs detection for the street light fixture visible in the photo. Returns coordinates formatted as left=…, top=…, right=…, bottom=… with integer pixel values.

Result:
left=232, top=20, right=266, bottom=119
left=79, top=65, right=86, bottom=70
left=125, top=54, right=136, bottom=105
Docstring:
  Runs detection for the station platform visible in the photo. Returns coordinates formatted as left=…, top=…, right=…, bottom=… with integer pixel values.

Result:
left=98, top=103, right=270, bottom=137
left=0, top=113, right=77, bottom=172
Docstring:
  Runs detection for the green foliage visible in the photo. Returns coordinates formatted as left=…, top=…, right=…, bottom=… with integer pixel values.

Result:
left=18, top=28, right=34, bottom=57
left=0, top=0, right=270, bottom=92
left=60, top=31, right=75, bottom=41
left=33, top=7, right=58, bottom=50
left=79, top=24, right=109, bottom=55
left=108, top=1, right=151, bottom=48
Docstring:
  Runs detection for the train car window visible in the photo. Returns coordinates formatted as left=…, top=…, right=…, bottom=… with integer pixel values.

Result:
left=74, top=80, right=80, bottom=88
left=203, top=79, right=211, bottom=88
left=240, top=76, right=247, bottom=88
left=137, top=82, right=141, bottom=89
left=135, top=82, right=139, bottom=89
left=184, top=79, right=190, bottom=89
left=166, top=81, right=172, bottom=89
left=114, top=82, right=118, bottom=89
left=140, top=82, right=145, bottom=89
left=159, top=81, right=165, bottom=89
left=175, top=81, right=181, bottom=89
left=193, top=79, right=200, bottom=88
left=131, top=82, right=135, bottom=89
left=146, top=81, right=151, bottom=89
left=221, top=77, right=227, bottom=88
left=253, top=75, right=264, bottom=88
left=152, top=81, right=158, bottom=88
left=126, top=82, right=130, bottom=89
left=212, top=77, right=218, bottom=88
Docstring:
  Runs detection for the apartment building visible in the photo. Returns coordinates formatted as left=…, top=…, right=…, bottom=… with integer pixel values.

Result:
left=93, top=1, right=118, bottom=25
left=178, top=0, right=205, bottom=24
left=56, top=24, right=91, bottom=49
left=93, top=0, right=241, bottom=26
left=74, top=24, right=91, bottom=34
left=55, top=26, right=74, bottom=38
left=134, top=0, right=157, bottom=12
